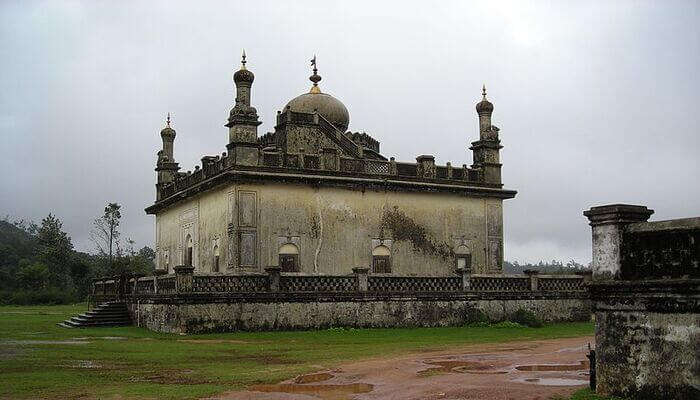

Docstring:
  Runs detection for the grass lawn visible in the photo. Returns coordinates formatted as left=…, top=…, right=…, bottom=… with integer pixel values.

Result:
left=0, top=303, right=594, bottom=399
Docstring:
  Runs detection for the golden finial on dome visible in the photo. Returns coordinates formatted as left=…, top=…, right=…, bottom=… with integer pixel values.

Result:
left=166, top=112, right=171, bottom=128
left=482, top=84, right=487, bottom=100
left=309, top=54, right=322, bottom=94
left=241, top=49, right=247, bottom=70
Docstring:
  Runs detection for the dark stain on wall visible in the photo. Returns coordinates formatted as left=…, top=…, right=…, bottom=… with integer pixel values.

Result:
left=381, top=206, right=453, bottom=261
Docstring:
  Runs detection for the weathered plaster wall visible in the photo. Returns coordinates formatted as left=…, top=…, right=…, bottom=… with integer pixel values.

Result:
left=155, top=181, right=504, bottom=276
left=595, top=310, right=699, bottom=399
left=130, top=297, right=589, bottom=334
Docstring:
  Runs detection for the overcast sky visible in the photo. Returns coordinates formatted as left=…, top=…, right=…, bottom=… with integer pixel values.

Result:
left=1, top=1, right=698, bottom=263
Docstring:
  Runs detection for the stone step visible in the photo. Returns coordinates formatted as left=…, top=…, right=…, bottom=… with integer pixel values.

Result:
left=59, top=302, right=132, bottom=328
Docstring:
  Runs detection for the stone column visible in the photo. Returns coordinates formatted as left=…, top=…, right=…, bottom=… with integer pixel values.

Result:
left=523, top=269, right=539, bottom=291
left=456, top=267, right=472, bottom=291
left=416, top=155, right=436, bottom=179
left=583, top=204, right=653, bottom=280
left=352, top=267, right=369, bottom=292
left=174, top=265, right=195, bottom=293
left=265, top=267, right=281, bottom=292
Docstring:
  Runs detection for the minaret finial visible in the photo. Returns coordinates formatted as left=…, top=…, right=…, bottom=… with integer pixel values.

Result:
left=309, top=54, right=321, bottom=93
left=166, top=112, right=171, bottom=128
left=482, top=84, right=487, bottom=100
left=241, top=49, right=247, bottom=70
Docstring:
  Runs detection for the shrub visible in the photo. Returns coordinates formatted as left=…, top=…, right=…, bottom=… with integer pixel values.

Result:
left=463, top=308, right=489, bottom=326
left=510, top=308, right=543, bottom=328
left=0, top=288, right=79, bottom=305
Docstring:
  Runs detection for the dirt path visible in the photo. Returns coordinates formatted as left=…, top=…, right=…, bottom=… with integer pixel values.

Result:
left=209, top=336, right=594, bottom=400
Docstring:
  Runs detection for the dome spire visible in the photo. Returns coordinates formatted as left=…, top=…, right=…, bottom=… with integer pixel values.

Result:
left=309, top=54, right=322, bottom=94
left=166, top=112, right=171, bottom=128
left=482, top=84, right=487, bottom=100
left=241, top=49, right=247, bottom=70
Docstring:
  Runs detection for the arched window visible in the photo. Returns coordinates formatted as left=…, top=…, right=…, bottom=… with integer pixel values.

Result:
left=279, top=243, right=299, bottom=272
left=164, top=251, right=170, bottom=273
left=185, top=235, right=193, bottom=267
left=372, top=245, right=391, bottom=273
left=455, top=244, right=472, bottom=270
left=212, top=245, right=220, bottom=272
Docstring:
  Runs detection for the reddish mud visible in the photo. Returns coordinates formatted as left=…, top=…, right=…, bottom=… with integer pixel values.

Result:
left=207, top=336, right=594, bottom=400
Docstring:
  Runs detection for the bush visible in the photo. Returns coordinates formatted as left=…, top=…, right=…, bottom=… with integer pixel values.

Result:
left=510, top=308, right=543, bottom=328
left=463, top=308, right=490, bottom=326
left=0, top=287, right=79, bottom=305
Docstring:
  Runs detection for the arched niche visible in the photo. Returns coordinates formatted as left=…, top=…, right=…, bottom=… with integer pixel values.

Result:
left=279, top=243, right=299, bottom=272
left=213, top=245, right=220, bottom=272
left=455, top=244, right=472, bottom=270
left=372, top=245, right=391, bottom=273
left=185, top=235, right=194, bottom=267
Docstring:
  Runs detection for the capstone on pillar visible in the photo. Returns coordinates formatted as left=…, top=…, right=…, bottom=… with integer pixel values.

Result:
left=583, top=204, right=654, bottom=280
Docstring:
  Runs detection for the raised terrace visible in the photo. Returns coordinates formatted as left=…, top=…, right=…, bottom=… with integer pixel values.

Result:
left=92, top=269, right=591, bottom=333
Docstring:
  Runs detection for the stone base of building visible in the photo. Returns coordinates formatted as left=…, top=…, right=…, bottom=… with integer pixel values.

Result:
left=126, top=294, right=590, bottom=334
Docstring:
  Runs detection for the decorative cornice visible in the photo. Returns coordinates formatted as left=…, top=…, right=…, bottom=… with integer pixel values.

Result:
left=146, top=167, right=517, bottom=214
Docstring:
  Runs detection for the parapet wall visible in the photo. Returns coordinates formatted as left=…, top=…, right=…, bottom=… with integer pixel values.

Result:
left=93, top=270, right=590, bottom=333
left=129, top=296, right=589, bottom=334
left=584, top=205, right=699, bottom=400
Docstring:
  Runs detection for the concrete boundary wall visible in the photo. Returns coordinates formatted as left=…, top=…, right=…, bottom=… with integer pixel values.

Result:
left=127, top=294, right=590, bottom=334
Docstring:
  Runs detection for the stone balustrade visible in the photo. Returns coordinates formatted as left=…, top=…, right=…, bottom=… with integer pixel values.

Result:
left=91, top=267, right=589, bottom=301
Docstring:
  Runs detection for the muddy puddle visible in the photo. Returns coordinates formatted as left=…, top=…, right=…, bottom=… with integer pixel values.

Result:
left=250, top=383, right=373, bottom=400
left=513, top=377, right=589, bottom=386
left=515, top=359, right=589, bottom=372
left=419, top=360, right=505, bottom=376
left=295, top=372, right=334, bottom=384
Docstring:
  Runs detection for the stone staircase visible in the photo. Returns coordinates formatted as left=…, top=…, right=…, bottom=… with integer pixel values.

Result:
left=58, top=301, right=132, bottom=328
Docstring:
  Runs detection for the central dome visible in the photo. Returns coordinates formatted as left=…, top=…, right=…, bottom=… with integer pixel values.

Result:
left=285, top=91, right=350, bottom=132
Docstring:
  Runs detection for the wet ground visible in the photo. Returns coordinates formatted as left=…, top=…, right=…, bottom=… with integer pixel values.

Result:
left=209, top=336, right=593, bottom=400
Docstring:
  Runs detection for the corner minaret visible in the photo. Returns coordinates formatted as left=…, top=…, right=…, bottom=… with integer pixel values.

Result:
left=225, top=50, right=262, bottom=164
left=155, top=113, right=180, bottom=200
left=470, top=86, right=503, bottom=185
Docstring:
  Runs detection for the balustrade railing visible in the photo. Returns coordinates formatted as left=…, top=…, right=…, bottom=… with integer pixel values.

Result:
left=91, top=270, right=589, bottom=299
left=368, top=276, right=462, bottom=292
left=280, top=275, right=356, bottom=292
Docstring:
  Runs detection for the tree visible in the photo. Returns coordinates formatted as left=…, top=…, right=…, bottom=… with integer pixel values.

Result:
left=90, top=203, right=121, bottom=273
left=36, top=214, right=74, bottom=288
left=16, top=261, right=50, bottom=290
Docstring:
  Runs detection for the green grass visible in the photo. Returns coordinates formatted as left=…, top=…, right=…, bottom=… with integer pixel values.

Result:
left=0, top=304, right=594, bottom=399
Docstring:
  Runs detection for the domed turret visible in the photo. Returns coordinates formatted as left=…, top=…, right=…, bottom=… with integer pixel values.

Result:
left=226, top=50, right=261, bottom=146
left=160, top=112, right=176, bottom=139
left=283, top=56, right=350, bottom=132
left=475, top=85, right=493, bottom=114
left=233, top=50, right=254, bottom=84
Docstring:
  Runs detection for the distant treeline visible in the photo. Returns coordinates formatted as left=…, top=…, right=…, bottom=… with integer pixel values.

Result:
left=0, top=204, right=154, bottom=305
left=503, top=259, right=590, bottom=275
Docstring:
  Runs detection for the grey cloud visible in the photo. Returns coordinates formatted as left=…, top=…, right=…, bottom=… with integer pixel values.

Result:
left=1, top=0, right=698, bottom=263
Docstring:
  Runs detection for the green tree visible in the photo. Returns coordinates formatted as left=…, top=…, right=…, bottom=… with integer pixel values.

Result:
left=16, top=261, right=50, bottom=290
left=36, top=214, right=74, bottom=288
